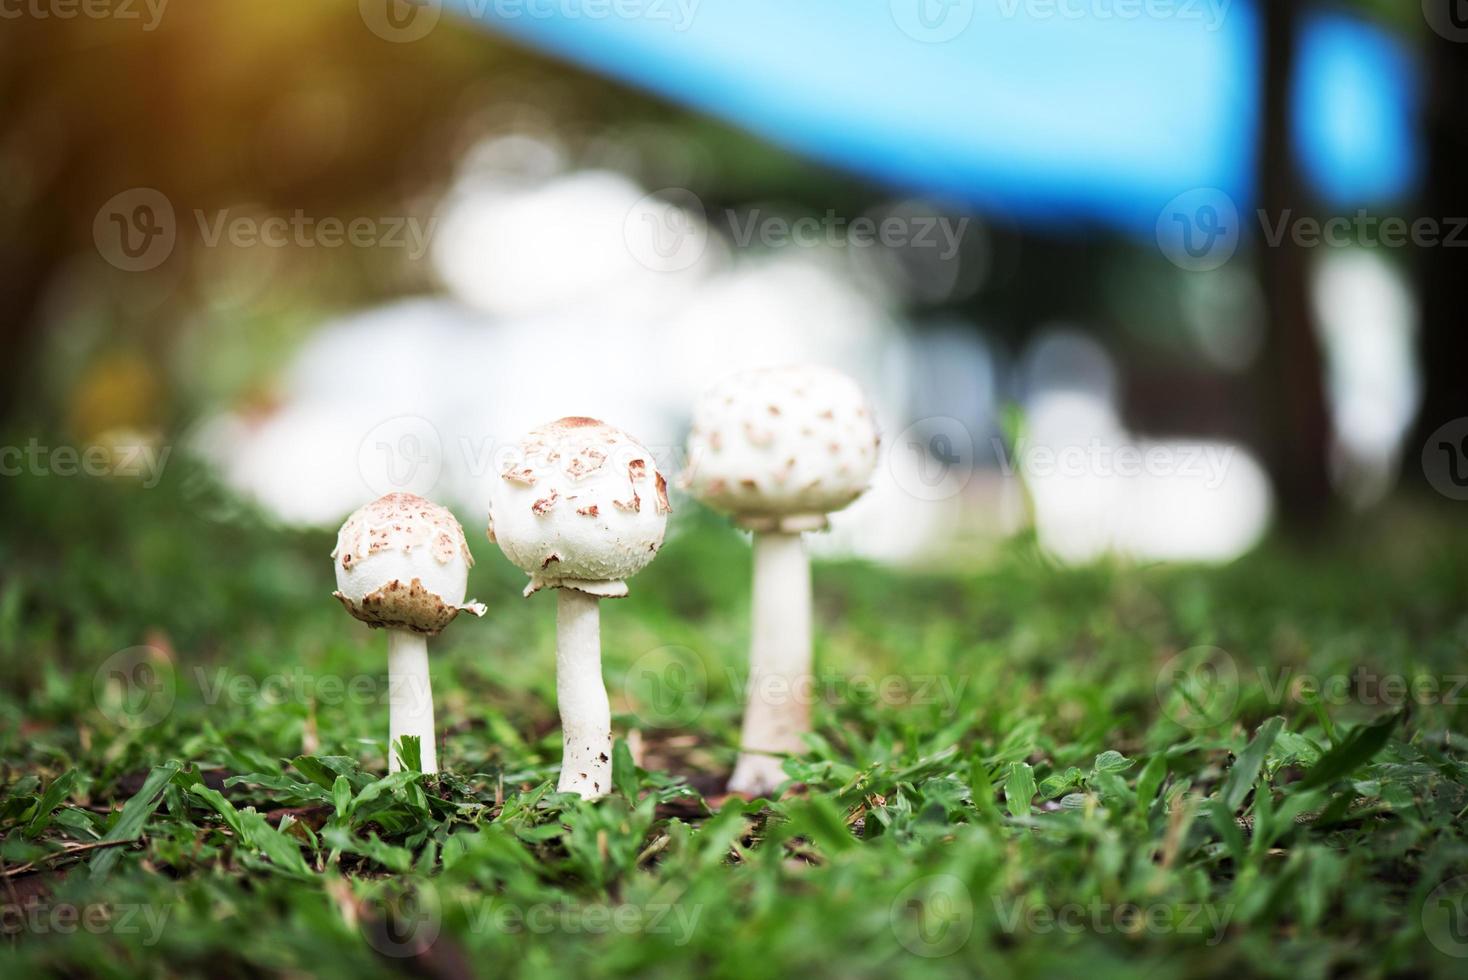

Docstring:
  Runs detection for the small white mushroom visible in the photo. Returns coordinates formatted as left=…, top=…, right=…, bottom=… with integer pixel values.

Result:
left=489, top=417, right=669, bottom=799
left=683, top=366, right=879, bottom=796
left=332, top=492, right=485, bottom=773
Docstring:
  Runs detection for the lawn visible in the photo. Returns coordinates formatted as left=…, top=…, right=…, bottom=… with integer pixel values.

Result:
left=2, top=455, right=1466, bottom=978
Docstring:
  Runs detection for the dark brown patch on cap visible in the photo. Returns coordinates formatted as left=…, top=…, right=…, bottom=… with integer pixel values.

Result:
left=335, top=578, right=460, bottom=635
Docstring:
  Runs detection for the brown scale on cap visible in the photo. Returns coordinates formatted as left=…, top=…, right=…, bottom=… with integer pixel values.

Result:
left=654, top=473, right=672, bottom=515
left=333, top=492, right=474, bottom=570
left=333, top=577, right=461, bottom=635
left=743, top=421, right=774, bottom=448
left=532, top=490, right=559, bottom=516
left=551, top=416, right=603, bottom=430
left=565, top=448, right=607, bottom=479
left=576, top=504, right=599, bottom=517
left=612, top=488, right=641, bottom=513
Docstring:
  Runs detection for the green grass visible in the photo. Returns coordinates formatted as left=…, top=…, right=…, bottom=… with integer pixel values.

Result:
left=2, top=456, right=1467, bottom=978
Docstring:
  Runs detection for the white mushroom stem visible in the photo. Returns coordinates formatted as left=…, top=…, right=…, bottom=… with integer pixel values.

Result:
left=556, top=588, right=612, bottom=799
left=386, top=630, right=438, bottom=774
left=729, top=530, right=812, bottom=797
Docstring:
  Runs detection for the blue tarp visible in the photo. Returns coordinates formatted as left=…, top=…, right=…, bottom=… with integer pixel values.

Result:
left=443, top=0, right=1419, bottom=237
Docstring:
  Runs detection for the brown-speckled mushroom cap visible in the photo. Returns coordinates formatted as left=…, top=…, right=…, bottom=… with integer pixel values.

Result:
left=682, top=366, right=880, bottom=531
left=332, top=492, right=486, bottom=634
left=488, top=417, right=670, bottom=597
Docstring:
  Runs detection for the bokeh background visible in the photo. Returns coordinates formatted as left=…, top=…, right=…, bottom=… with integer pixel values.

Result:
left=0, top=0, right=1464, bottom=563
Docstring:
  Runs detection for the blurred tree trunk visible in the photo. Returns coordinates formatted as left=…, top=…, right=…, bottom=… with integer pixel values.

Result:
left=1254, top=0, right=1332, bottom=524
left=1408, top=22, right=1468, bottom=476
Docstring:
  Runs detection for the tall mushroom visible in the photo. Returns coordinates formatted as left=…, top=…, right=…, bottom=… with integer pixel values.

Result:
left=683, top=366, right=879, bottom=796
left=488, top=417, right=670, bottom=799
left=332, top=492, right=485, bottom=773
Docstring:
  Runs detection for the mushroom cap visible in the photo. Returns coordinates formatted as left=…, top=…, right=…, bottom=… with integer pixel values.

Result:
left=332, top=492, right=485, bottom=634
left=488, top=417, right=670, bottom=597
left=683, top=366, right=880, bottom=530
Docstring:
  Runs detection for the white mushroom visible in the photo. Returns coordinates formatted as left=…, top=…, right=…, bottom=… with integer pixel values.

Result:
left=683, top=366, right=879, bottom=796
left=488, top=417, right=670, bottom=799
left=332, top=492, right=485, bottom=773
